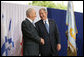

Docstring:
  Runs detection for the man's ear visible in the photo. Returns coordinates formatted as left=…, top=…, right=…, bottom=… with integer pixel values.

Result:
left=30, top=14, right=32, bottom=17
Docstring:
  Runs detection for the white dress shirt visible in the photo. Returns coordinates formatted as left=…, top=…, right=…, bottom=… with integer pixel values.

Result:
left=26, top=17, right=33, bottom=23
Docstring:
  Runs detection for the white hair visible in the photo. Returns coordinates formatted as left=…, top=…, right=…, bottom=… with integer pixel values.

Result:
left=26, top=8, right=35, bottom=17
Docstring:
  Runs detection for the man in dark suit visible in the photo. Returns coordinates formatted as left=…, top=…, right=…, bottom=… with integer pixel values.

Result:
left=21, top=8, right=44, bottom=56
left=35, top=8, right=61, bottom=56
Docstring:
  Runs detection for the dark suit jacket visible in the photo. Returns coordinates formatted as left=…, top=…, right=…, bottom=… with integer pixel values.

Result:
left=35, top=19, right=60, bottom=56
left=21, top=18, right=41, bottom=56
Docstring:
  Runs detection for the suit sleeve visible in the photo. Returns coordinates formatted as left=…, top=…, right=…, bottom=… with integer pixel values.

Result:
left=54, top=22, right=60, bottom=44
left=21, top=21, right=41, bottom=43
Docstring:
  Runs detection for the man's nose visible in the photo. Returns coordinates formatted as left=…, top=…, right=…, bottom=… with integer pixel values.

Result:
left=41, top=14, right=43, bottom=17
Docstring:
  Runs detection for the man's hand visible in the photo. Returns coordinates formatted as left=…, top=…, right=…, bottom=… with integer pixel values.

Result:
left=40, top=38, right=45, bottom=45
left=57, top=44, right=61, bottom=51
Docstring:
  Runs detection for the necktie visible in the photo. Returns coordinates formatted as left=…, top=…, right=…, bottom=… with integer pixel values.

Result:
left=45, top=21, right=49, bottom=33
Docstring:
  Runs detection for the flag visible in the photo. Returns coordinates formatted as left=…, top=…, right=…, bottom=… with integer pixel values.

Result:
left=1, top=9, right=7, bottom=56
left=66, top=1, right=78, bottom=56
left=1, top=17, right=14, bottom=56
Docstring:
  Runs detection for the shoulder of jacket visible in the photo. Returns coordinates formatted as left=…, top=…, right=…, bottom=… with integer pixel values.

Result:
left=49, top=19, right=56, bottom=23
left=22, top=19, right=29, bottom=24
left=35, top=20, right=42, bottom=24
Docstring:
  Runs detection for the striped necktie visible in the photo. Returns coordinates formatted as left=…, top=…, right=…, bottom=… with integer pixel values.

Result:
left=45, top=21, right=49, bottom=33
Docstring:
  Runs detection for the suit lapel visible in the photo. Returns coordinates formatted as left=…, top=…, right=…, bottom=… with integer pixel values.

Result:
left=49, top=20, right=51, bottom=34
left=40, top=20, right=49, bottom=34
left=49, top=19, right=54, bottom=34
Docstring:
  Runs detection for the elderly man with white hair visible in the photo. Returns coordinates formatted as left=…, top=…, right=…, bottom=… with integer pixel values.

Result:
left=21, top=8, right=44, bottom=56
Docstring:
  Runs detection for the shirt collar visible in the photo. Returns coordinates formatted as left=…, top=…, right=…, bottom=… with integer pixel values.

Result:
left=27, top=17, right=33, bottom=23
left=43, top=18, right=49, bottom=24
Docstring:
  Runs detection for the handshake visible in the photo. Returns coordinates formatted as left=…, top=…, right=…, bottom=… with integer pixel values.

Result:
left=40, top=38, right=45, bottom=45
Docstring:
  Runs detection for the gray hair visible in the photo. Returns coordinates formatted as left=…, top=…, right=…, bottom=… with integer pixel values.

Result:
left=39, top=8, right=47, bottom=12
left=26, top=8, right=35, bottom=17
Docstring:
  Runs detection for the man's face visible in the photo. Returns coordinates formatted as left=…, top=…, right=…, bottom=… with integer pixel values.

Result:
left=39, top=10, right=47, bottom=20
left=31, top=10, right=36, bottom=21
